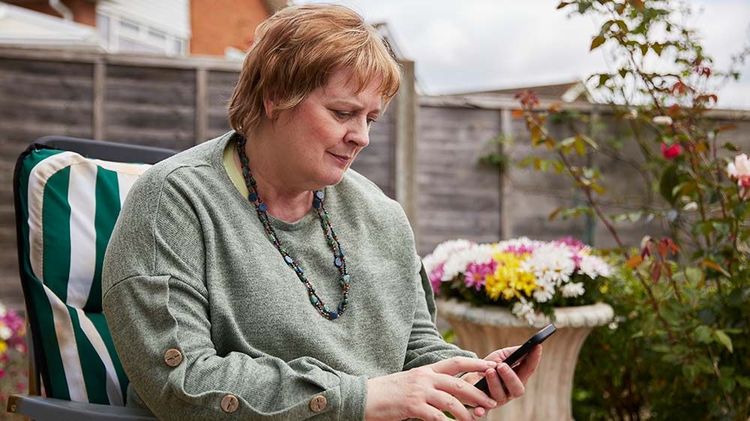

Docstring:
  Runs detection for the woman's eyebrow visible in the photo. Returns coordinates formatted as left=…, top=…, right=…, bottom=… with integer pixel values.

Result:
left=329, top=99, right=382, bottom=114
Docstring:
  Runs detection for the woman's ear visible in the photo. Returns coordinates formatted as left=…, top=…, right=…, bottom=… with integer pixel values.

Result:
left=263, top=96, right=276, bottom=120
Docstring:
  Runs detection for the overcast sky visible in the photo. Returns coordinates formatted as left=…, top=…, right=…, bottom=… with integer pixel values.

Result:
left=298, top=0, right=750, bottom=109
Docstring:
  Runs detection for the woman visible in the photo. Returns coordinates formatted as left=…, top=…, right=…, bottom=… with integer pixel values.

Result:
left=102, top=4, right=541, bottom=420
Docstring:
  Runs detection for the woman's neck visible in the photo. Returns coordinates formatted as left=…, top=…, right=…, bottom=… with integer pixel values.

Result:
left=237, top=133, right=312, bottom=223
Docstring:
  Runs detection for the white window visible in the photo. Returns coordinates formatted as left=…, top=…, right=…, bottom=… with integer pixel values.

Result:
left=96, top=11, right=188, bottom=56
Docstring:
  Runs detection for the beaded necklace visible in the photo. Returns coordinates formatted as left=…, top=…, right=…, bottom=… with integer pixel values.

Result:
left=235, top=134, right=350, bottom=320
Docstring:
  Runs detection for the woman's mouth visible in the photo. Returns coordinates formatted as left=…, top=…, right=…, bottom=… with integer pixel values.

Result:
left=328, top=152, right=351, bottom=167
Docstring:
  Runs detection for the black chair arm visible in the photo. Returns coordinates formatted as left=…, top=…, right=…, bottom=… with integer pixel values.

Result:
left=7, top=394, right=156, bottom=420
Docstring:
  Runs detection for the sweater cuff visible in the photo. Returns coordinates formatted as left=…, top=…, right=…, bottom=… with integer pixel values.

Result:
left=337, top=373, right=368, bottom=420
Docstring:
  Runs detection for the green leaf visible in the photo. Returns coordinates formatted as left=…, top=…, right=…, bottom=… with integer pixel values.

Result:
left=579, top=135, right=599, bottom=150
left=560, top=136, right=577, bottom=147
left=714, top=330, right=733, bottom=353
left=614, top=20, right=628, bottom=33
left=723, top=142, right=740, bottom=152
left=659, top=164, right=680, bottom=205
left=720, top=376, right=736, bottom=393
left=590, top=35, right=606, bottom=51
left=694, top=325, right=712, bottom=343
left=574, top=136, right=587, bottom=156
left=737, top=376, right=750, bottom=389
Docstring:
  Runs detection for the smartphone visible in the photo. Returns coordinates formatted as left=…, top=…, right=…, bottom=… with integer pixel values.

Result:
left=472, top=323, right=556, bottom=395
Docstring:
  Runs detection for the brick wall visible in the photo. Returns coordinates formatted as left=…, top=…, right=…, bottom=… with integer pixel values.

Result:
left=190, top=0, right=270, bottom=56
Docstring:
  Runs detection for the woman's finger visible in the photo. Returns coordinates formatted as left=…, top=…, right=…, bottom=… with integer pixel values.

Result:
left=497, top=363, right=525, bottom=398
left=487, top=346, right=519, bottom=364
left=426, top=390, right=475, bottom=421
left=409, top=403, right=449, bottom=421
left=514, top=345, right=542, bottom=383
left=434, top=373, right=497, bottom=409
left=484, top=368, right=509, bottom=406
left=431, top=356, right=497, bottom=376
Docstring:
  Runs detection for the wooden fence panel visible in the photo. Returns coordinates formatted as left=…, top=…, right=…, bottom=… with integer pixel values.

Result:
left=104, top=65, right=197, bottom=150
left=416, top=106, right=502, bottom=255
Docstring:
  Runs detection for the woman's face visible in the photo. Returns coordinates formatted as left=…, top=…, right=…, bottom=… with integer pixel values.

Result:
left=266, top=68, right=383, bottom=191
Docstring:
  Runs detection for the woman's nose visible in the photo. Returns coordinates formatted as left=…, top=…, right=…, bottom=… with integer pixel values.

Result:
left=346, top=119, right=370, bottom=147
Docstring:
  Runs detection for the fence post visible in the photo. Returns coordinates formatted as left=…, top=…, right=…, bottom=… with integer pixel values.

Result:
left=93, top=58, right=105, bottom=140
left=500, top=107, right=513, bottom=239
left=395, top=60, right=418, bottom=238
left=195, top=67, right=208, bottom=144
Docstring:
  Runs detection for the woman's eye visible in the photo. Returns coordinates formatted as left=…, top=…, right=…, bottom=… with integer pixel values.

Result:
left=367, top=117, right=378, bottom=125
left=334, top=110, right=352, bottom=119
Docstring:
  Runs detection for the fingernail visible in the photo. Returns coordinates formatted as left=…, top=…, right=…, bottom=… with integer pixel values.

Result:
left=488, top=399, right=497, bottom=408
left=486, top=361, right=497, bottom=368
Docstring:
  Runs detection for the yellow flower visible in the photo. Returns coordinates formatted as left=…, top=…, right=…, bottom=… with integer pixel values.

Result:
left=516, top=272, right=537, bottom=296
left=0, top=341, right=7, bottom=354
left=485, top=273, right=508, bottom=300
left=485, top=252, right=532, bottom=302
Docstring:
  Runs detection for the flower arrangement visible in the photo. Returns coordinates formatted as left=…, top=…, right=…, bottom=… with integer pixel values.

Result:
left=423, top=237, right=612, bottom=324
left=0, top=303, right=27, bottom=409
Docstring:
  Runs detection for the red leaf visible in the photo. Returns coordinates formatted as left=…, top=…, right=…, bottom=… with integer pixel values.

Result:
left=626, top=255, right=643, bottom=269
left=651, top=263, right=662, bottom=283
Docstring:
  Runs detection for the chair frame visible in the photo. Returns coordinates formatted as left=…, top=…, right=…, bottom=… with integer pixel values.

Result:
left=9, top=136, right=175, bottom=420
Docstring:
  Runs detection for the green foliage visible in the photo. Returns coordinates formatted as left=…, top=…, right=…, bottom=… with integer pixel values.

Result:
left=478, top=134, right=511, bottom=173
left=517, top=0, right=750, bottom=419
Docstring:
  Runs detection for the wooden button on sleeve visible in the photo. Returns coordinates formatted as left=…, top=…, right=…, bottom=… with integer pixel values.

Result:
left=221, top=394, right=239, bottom=413
left=309, top=395, right=327, bottom=412
left=163, top=349, right=183, bottom=367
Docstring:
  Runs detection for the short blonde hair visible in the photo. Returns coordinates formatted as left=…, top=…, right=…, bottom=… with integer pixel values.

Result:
left=228, top=4, right=401, bottom=134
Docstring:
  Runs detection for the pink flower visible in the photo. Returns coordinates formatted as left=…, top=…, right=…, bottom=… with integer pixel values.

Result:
left=503, top=245, right=536, bottom=255
left=728, top=153, right=750, bottom=200
left=555, top=236, right=585, bottom=251
left=464, top=261, right=496, bottom=290
left=661, top=143, right=682, bottom=160
left=428, top=263, right=445, bottom=293
left=728, top=154, right=750, bottom=187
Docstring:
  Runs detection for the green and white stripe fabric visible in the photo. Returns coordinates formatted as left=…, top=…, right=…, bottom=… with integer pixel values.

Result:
left=17, top=147, right=151, bottom=405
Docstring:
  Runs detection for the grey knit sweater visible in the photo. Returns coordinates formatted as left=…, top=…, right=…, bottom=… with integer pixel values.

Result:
left=102, top=132, right=473, bottom=420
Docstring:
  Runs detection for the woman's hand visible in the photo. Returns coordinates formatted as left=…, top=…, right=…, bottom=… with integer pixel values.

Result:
left=365, top=357, right=500, bottom=421
left=461, top=345, right=543, bottom=409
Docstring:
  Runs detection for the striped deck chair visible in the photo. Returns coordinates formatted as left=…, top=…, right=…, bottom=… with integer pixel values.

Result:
left=8, top=136, right=174, bottom=420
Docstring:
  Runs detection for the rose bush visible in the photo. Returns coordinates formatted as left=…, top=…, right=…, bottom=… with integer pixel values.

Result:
left=512, top=0, right=750, bottom=418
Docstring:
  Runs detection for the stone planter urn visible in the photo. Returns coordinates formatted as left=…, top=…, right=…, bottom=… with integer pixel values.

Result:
left=437, top=299, right=614, bottom=421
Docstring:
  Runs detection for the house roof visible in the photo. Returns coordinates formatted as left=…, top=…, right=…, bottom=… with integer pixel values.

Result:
left=449, top=80, right=590, bottom=103
left=0, top=2, right=103, bottom=50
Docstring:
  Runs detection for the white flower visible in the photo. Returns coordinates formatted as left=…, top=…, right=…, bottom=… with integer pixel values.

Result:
left=441, top=244, right=494, bottom=282
left=682, top=202, right=698, bottom=211
left=727, top=154, right=750, bottom=185
left=532, top=278, right=555, bottom=303
left=0, top=302, right=6, bottom=317
left=579, top=255, right=612, bottom=279
left=561, top=282, right=585, bottom=298
left=496, top=236, right=545, bottom=252
left=0, top=326, right=11, bottom=340
left=423, top=239, right=474, bottom=274
left=652, top=115, right=673, bottom=125
left=522, top=244, right=576, bottom=286
left=512, top=298, right=536, bottom=325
